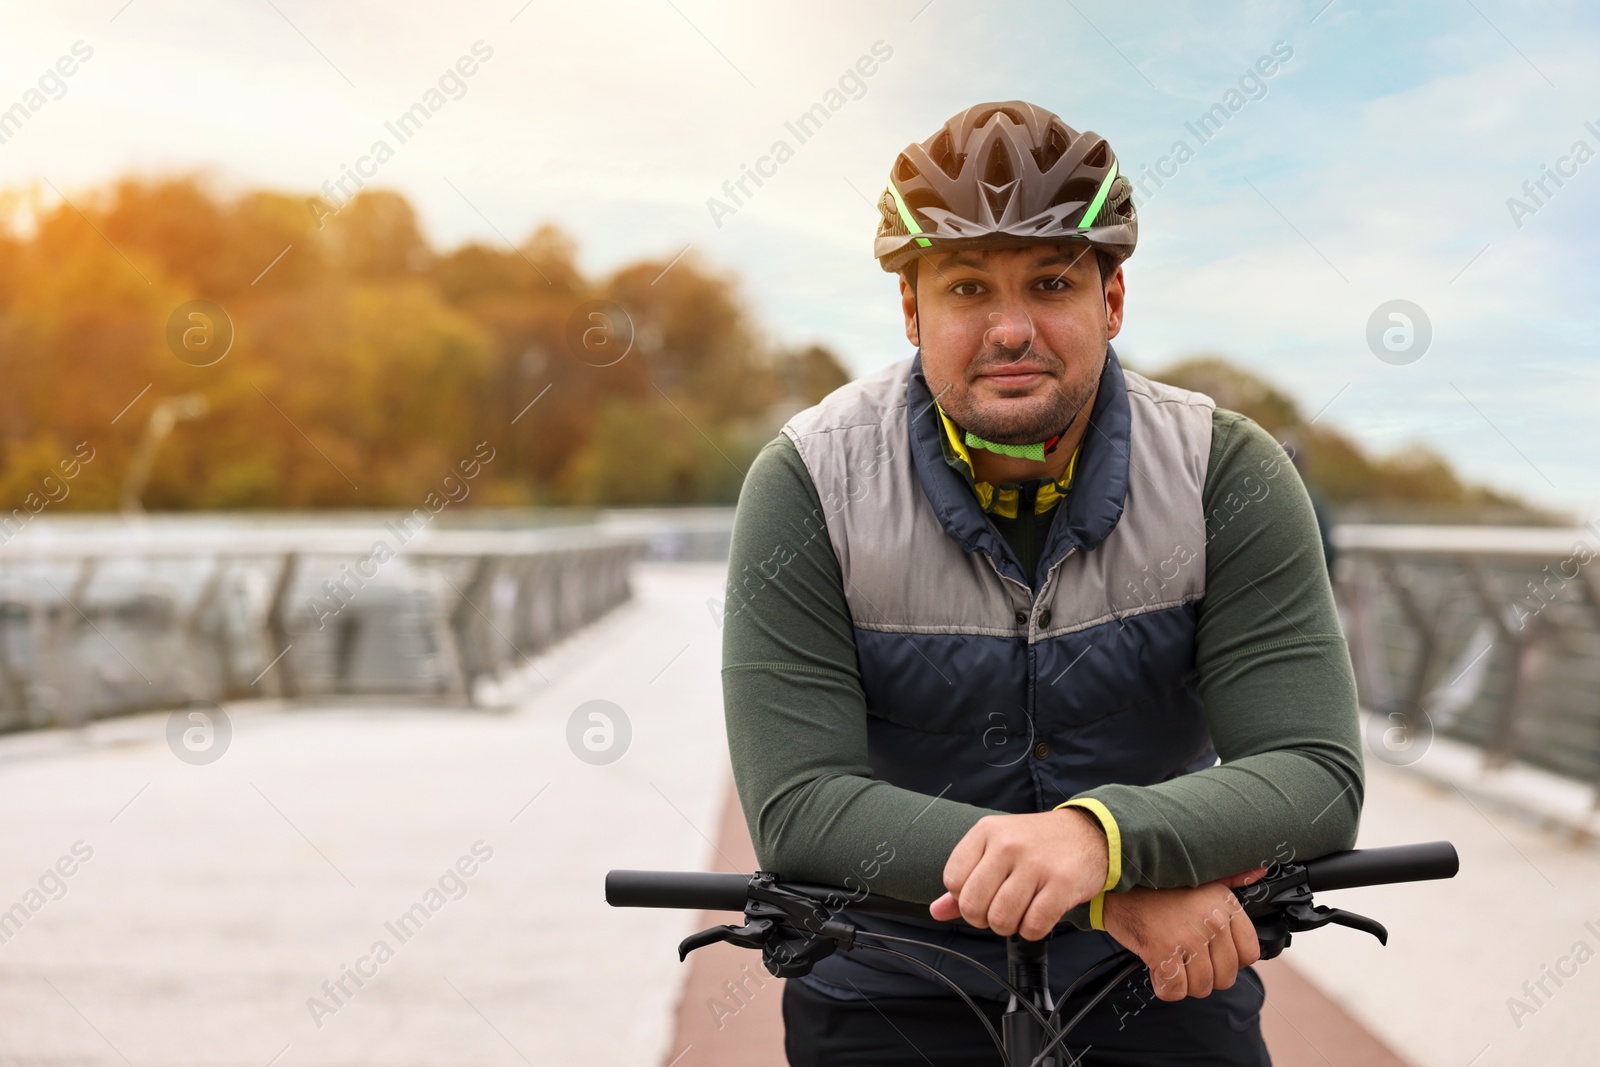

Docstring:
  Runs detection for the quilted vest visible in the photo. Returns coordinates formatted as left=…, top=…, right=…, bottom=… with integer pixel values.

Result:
left=779, top=346, right=1220, bottom=1001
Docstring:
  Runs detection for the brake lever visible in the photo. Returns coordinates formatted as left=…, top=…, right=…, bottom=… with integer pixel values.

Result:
left=673, top=872, right=862, bottom=978
left=1234, top=863, right=1388, bottom=959
left=1285, top=902, right=1388, bottom=946
left=677, top=917, right=774, bottom=961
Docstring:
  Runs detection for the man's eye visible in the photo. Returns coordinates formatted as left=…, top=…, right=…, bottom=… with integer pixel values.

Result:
left=1036, top=276, right=1070, bottom=292
left=951, top=281, right=984, bottom=297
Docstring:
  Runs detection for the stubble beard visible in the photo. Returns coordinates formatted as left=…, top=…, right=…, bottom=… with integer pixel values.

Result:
left=938, top=345, right=1104, bottom=445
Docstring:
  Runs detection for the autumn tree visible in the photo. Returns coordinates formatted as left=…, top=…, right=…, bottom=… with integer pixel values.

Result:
left=0, top=176, right=852, bottom=510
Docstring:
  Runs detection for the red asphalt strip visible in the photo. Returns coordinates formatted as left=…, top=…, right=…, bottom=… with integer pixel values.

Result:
left=661, top=770, right=1413, bottom=1067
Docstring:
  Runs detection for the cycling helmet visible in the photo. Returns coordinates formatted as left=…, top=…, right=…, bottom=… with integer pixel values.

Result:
left=874, top=101, right=1137, bottom=275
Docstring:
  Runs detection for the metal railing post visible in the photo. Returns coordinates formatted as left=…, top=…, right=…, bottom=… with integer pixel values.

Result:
left=448, top=555, right=499, bottom=705
left=1463, top=562, right=1548, bottom=771
left=1575, top=570, right=1600, bottom=810
left=265, top=552, right=300, bottom=699
left=1380, top=556, right=1444, bottom=734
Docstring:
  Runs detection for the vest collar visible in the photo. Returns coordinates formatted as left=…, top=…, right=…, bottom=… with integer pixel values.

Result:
left=907, top=346, right=1131, bottom=586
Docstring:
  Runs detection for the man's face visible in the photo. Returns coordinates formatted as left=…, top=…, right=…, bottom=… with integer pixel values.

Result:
left=902, top=244, right=1124, bottom=445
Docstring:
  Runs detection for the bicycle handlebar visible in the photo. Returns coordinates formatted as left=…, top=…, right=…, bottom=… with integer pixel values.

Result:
left=608, top=842, right=1458, bottom=1067
left=605, top=840, right=1459, bottom=919
left=1301, top=840, right=1458, bottom=893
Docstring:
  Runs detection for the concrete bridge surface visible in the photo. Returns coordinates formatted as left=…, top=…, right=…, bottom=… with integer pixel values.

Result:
left=0, top=562, right=1593, bottom=1066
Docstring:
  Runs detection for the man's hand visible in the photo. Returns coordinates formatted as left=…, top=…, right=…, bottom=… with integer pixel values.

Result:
left=1101, top=868, right=1265, bottom=1001
left=928, top=808, right=1108, bottom=940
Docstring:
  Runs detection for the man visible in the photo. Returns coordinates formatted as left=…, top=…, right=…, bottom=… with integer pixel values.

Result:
left=721, top=101, right=1363, bottom=1065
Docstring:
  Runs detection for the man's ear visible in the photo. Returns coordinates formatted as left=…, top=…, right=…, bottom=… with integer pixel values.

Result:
left=899, top=272, right=920, bottom=347
left=1103, top=264, right=1125, bottom=340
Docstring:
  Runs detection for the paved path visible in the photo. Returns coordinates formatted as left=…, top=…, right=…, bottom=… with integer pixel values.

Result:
left=0, top=562, right=733, bottom=1067
left=1282, top=754, right=1600, bottom=1067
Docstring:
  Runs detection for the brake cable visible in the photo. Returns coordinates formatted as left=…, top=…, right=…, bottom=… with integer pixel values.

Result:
left=845, top=941, right=1009, bottom=1060
left=1045, top=947, right=1138, bottom=1027
left=1030, top=954, right=1144, bottom=1067
left=852, top=930, right=1062, bottom=1041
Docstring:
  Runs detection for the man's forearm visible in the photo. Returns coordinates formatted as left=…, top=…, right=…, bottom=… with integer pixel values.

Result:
left=723, top=658, right=1096, bottom=929
left=721, top=438, right=1000, bottom=905
left=1067, top=627, right=1365, bottom=892
left=1066, top=412, right=1365, bottom=891
left=1075, top=737, right=1362, bottom=891
left=724, top=662, right=990, bottom=902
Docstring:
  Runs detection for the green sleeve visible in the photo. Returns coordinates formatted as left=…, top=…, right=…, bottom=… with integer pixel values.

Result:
left=721, top=436, right=1067, bottom=912
left=1073, top=410, right=1365, bottom=890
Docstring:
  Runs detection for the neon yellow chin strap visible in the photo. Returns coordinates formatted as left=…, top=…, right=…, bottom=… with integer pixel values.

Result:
left=964, top=431, right=1047, bottom=462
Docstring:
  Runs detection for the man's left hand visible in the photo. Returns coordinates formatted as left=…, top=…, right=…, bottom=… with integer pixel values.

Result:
left=928, top=808, right=1108, bottom=940
left=1100, top=868, right=1266, bottom=1001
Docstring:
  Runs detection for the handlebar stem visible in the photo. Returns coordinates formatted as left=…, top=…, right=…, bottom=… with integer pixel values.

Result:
left=1002, top=935, right=1059, bottom=1066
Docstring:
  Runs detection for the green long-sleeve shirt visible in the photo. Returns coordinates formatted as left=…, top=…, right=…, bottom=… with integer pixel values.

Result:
left=721, top=406, right=1363, bottom=923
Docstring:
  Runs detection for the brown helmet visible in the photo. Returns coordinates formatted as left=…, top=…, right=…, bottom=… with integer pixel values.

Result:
left=873, top=101, right=1137, bottom=274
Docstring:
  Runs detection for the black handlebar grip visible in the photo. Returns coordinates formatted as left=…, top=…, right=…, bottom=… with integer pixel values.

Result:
left=1303, top=841, right=1458, bottom=893
left=605, top=870, right=752, bottom=912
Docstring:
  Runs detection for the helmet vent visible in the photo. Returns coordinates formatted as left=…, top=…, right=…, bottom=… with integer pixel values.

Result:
left=1084, top=141, right=1110, bottom=169
left=1035, top=125, right=1070, bottom=170
left=982, top=148, right=1014, bottom=188
left=930, top=129, right=958, bottom=177
left=1061, top=178, right=1097, bottom=208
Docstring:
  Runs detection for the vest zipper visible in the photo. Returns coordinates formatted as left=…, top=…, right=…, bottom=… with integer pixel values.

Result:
left=1035, top=546, right=1077, bottom=622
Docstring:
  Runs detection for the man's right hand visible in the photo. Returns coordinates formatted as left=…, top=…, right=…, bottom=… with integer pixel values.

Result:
left=1100, top=868, right=1265, bottom=1001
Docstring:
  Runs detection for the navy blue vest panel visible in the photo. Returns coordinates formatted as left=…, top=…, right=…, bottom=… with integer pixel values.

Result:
left=854, top=604, right=1214, bottom=813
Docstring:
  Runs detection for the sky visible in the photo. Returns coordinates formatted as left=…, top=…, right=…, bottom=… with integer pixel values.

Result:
left=1, top=0, right=1596, bottom=515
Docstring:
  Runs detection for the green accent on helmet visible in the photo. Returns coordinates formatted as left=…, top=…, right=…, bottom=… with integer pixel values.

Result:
left=964, top=431, right=1046, bottom=462
left=886, top=180, right=934, bottom=248
left=1078, top=160, right=1119, bottom=229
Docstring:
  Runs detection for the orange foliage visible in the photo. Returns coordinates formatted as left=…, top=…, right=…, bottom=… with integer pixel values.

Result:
left=0, top=177, right=850, bottom=510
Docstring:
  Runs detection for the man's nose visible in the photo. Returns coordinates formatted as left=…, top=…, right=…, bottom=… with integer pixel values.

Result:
left=983, top=304, right=1036, bottom=356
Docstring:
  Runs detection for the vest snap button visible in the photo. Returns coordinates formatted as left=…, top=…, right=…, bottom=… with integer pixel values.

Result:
left=1039, top=609, right=1053, bottom=628
left=1034, top=741, right=1050, bottom=760
left=1014, top=610, right=1028, bottom=626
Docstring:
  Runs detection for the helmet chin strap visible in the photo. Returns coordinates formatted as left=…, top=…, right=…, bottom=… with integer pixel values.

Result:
left=961, top=426, right=1069, bottom=464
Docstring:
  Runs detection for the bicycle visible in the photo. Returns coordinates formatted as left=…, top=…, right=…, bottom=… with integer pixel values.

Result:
left=607, top=840, right=1459, bottom=1066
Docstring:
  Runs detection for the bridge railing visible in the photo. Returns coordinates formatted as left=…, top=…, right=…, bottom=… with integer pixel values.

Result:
left=1334, top=523, right=1600, bottom=805
left=0, top=525, right=647, bottom=729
